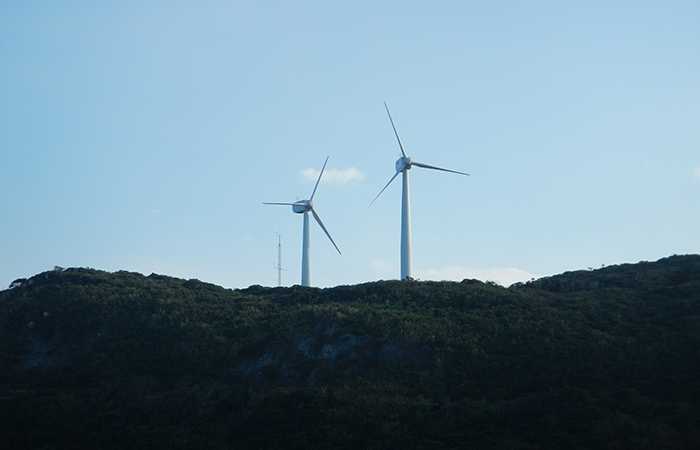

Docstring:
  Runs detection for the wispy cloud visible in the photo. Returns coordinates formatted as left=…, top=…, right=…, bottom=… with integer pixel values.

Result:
left=301, top=167, right=364, bottom=185
left=694, top=167, right=700, bottom=180
left=369, top=260, right=394, bottom=274
left=414, top=265, right=539, bottom=287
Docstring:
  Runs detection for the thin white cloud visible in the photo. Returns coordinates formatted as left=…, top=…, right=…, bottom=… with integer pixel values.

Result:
left=300, top=167, right=364, bottom=185
left=369, top=260, right=394, bottom=274
left=414, top=265, right=539, bottom=287
left=694, top=167, right=700, bottom=180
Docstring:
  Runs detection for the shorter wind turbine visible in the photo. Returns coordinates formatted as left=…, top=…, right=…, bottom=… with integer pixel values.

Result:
left=371, top=103, right=469, bottom=280
left=264, top=156, right=341, bottom=286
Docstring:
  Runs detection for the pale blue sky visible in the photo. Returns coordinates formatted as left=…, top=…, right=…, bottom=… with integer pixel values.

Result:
left=2, top=1, right=699, bottom=288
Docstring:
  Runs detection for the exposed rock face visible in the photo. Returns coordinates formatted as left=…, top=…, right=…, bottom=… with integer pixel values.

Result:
left=230, top=321, right=434, bottom=387
left=22, top=330, right=108, bottom=371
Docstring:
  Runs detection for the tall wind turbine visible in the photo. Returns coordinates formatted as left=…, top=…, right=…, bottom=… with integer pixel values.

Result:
left=264, top=156, right=341, bottom=286
left=371, top=103, right=469, bottom=280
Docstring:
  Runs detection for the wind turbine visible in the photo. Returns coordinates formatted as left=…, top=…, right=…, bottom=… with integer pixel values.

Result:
left=264, top=156, right=341, bottom=286
left=371, top=103, right=469, bottom=280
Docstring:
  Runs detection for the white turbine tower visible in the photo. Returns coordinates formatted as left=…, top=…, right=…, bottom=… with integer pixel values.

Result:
left=371, top=103, right=469, bottom=280
left=264, top=156, right=341, bottom=286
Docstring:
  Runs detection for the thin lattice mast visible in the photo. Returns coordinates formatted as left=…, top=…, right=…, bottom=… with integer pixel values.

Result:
left=273, top=232, right=286, bottom=286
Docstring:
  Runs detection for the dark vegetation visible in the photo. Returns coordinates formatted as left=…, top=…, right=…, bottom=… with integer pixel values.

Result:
left=1, top=255, right=699, bottom=449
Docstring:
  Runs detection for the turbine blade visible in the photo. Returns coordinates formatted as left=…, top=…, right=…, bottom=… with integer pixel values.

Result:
left=412, top=161, right=469, bottom=176
left=309, top=156, right=329, bottom=202
left=369, top=170, right=401, bottom=207
left=384, top=102, right=407, bottom=158
left=311, top=208, right=341, bottom=254
left=263, top=202, right=306, bottom=206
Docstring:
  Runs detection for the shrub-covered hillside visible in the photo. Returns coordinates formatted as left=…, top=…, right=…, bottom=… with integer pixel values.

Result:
left=1, top=255, right=699, bottom=449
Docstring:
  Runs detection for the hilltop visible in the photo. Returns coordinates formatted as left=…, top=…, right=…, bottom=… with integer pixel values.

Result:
left=1, top=255, right=699, bottom=449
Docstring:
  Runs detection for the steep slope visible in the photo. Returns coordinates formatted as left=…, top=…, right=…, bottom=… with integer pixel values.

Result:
left=1, top=255, right=699, bottom=449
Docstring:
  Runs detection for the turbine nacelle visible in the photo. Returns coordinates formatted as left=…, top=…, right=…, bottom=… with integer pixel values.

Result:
left=292, top=200, right=312, bottom=214
left=396, top=156, right=412, bottom=173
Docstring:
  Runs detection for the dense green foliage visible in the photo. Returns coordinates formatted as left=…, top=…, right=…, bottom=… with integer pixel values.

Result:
left=1, top=255, right=699, bottom=449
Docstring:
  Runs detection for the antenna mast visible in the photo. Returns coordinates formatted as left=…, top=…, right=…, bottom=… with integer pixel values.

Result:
left=273, top=232, right=286, bottom=286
